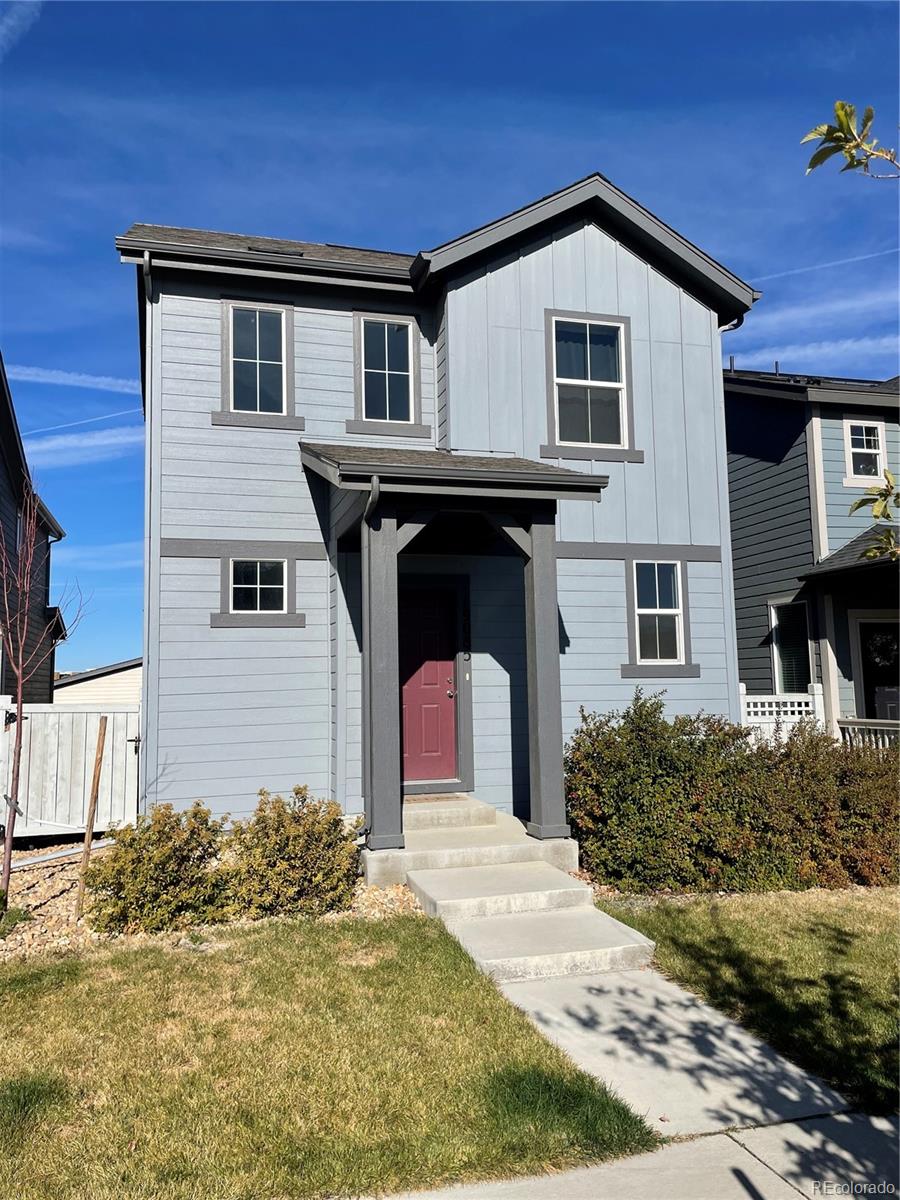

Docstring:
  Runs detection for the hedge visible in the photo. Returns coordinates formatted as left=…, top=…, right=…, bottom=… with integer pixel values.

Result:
left=565, top=692, right=898, bottom=893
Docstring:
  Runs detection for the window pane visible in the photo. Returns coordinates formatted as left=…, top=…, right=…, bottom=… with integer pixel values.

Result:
left=388, top=373, right=410, bottom=422
left=258, top=311, right=282, bottom=363
left=656, top=563, right=678, bottom=610
left=259, top=586, right=284, bottom=612
left=638, top=613, right=658, bottom=660
left=386, top=323, right=409, bottom=373
left=232, top=360, right=258, bottom=411
left=588, top=388, right=622, bottom=445
left=557, top=385, right=591, bottom=443
left=775, top=604, right=811, bottom=692
left=232, top=308, right=257, bottom=360
left=258, top=362, right=284, bottom=413
left=258, top=561, right=284, bottom=586
left=232, top=560, right=258, bottom=586
left=852, top=451, right=878, bottom=477
left=555, top=321, right=588, bottom=380
left=656, top=615, right=679, bottom=660
left=635, top=562, right=657, bottom=609
left=364, top=321, right=386, bottom=371
left=364, top=370, right=387, bottom=420
left=850, top=424, right=879, bottom=450
left=588, top=325, right=620, bottom=382
left=232, top=586, right=257, bottom=612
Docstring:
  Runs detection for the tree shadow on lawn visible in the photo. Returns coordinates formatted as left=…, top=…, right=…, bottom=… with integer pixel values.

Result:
left=644, top=913, right=898, bottom=1115
left=0, top=1072, right=69, bottom=1151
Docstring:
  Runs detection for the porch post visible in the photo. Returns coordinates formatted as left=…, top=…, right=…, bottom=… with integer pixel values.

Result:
left=360, top=505, right=404, bottom=850
left=523, top=509, right=569, bottom=839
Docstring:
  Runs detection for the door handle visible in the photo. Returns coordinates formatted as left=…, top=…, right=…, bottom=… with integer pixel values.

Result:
left=447, top=689, right=456, bottom=699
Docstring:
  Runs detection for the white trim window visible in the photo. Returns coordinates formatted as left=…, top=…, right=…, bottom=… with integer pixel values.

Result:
left=770, top=600, right=812, bottom=693
left=843, top=419, right=885, bottom=486
left=231, top=307, right=285, bottom=414
left=362, top=318, right=413, bottom=423
left=553, top=316, right=627, bottom=447
left=634, top=561, right=683, bottom=663
left=230, top=559, right=287, bottom=614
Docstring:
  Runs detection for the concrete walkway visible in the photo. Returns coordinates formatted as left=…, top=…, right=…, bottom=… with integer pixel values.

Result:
left=391, top=1113, right=899, bottom=1200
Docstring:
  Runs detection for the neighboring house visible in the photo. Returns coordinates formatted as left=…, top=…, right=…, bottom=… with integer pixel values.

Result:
left=724, top=368, right=899, bottom=739
left=0, top=353, right=66, bottom=703
left=116, top=173, right=757, bottom=852
left=54, top=657, right=143, bottom=705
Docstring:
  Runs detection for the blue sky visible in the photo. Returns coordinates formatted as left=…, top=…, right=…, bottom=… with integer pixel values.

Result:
left=0, top=0, right=897, bottom=670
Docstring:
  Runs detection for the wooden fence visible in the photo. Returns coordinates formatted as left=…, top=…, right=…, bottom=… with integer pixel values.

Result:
left=0, top=698, right=140, bottom=839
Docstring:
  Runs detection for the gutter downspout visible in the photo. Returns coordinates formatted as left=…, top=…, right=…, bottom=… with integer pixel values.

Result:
left=363, top=474, right=380, bottom=522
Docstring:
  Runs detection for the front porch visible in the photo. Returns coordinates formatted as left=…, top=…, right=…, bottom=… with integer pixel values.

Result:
left=301, top=442, right=607, bottom=854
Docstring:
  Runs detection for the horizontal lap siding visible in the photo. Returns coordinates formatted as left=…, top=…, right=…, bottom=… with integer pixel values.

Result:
left=820, top=405, right=900, bottom=552
left=155, top=555, right=330, bottom=819
left=724, top=391, right=815, bottom=694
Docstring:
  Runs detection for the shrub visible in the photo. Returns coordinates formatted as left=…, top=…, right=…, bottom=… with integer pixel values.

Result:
left=227, top=786, right=360, bottom=919
left=87, top=802, right=230, bottom=932
left=566, top=691, right=898, bottom=893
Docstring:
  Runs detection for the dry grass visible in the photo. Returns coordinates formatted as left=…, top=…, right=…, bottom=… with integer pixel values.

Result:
left=599, top=886, right=899, bottom=1113
left=0, top=915, right=655, bottom=1199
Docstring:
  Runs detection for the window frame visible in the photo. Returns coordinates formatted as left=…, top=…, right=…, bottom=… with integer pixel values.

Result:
left=633, top=560, right=685, bottom=666
left=228, top=557, right=288, bottom=617
left=842, top=418, right=886, bottom=487
left=216, top=298, right=303, bottom=430
left=768, top=597, right=814, bottom=695
left=347, top=311, right=431, bottom=438
left=540, top=309, right=643, bottom=463
left=620, top=552, right=701, bottom=679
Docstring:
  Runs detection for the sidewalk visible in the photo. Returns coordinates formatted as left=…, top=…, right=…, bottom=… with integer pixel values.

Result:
left=391, top=1113, right=899, bottom=1200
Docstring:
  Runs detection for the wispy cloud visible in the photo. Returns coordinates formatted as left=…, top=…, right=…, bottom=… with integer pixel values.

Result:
left=753, top=249, right=900, bottom=283
left=23, top=407, right=143, bottom=436
left=54, top=540, right=143, bottom=572
left=25, top=424, right=144, bottom=469
left=0, top=0, right=41, bottom=63
left=736, top=285, right=899, bottom=343
left=7, top=365, right=141, bottom=395
left=735, top=335, right=899, bottom=372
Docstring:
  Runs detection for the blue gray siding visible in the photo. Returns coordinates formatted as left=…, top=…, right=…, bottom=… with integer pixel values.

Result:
left=819, top=404, right=900, bottom=553
left=724, top=390, right=816, bottom=694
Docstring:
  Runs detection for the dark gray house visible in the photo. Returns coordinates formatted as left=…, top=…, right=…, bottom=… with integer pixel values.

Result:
left=0, top=353, right=66, bottom=703
left=724, top=368, right=899, bottom=741
left=117, top=174, right=757, bottom=855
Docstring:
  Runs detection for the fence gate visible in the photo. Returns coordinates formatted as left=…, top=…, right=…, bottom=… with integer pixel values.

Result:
left=0, top=698, right=141, bottom=839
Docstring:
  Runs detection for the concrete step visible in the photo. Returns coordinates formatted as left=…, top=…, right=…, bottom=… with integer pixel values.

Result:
left=402, top=796, right=497, bottom=831
left=362, top=812, right=579, bottom=884
left=446, top=908, right=654, bottom=983
left=407, top=861, right=592, bottom=919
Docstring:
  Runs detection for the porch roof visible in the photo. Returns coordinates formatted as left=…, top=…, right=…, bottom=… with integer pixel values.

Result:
left=800, top=524, right=898, bottom=580
left=300, top=442, right=608, bottom=502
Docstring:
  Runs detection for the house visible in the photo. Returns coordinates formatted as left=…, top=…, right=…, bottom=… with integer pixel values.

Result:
left=0, top=353, right=66, bottom=703
left=724, top=368, right=899, bottom=740
left=116, top=173, right=757, bottom=859
left=54, top=657, right=143, bottom=705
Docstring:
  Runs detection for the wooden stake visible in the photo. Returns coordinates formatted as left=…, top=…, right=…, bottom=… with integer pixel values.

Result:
left=74, top=716, right=107, bottom=922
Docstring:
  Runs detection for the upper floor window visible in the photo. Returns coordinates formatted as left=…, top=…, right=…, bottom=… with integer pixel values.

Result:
left=362, top=319, right=413, bottom=423
left=843, top=419, right=885, bottom=485
left=634, top=561, right=683, bottom=663
left=230, top=559, right=286, bottom=613
left=553, top=317, right=627, bottom=447
left=231, top=307, right=285, bottom=414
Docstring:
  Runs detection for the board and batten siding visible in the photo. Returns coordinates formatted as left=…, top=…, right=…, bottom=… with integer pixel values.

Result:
left=819, top=404, right=900, bottom=553
left=724, top=391, right=816, bottom=694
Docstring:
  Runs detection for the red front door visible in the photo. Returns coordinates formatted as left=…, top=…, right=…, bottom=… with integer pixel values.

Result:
left=400, top=585, right=458, bottom=782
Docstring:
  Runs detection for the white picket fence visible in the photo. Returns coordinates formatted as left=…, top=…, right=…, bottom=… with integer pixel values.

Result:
left=739, top=683, right=826, bottom=740
left=0, top=697, right=141, bottom=839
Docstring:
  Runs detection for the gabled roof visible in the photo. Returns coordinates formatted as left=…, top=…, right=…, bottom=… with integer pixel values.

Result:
left=724, top=368, right=899, bottom=409
left=0, top=354, right=65, bottom=540
left=116, top=174, right=758, bottom=324
left=54, top=656, right=142, bottom=689
left=800, top=525, right=898, bottom=579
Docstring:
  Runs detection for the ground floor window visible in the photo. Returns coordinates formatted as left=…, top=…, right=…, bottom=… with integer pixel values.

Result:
left=634, top=561, right=683, bottom=663
left=771, top=601, right=811, bottom=693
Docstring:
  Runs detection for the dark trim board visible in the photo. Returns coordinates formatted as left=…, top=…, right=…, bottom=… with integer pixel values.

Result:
left=557, top=541, right=721, bottom=561
left=161, top=538, right=327, bottom=559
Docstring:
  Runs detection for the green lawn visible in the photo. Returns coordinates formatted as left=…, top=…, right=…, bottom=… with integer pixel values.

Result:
left=0, top=915, right=655, bottom=1200
left=598, top=887, right=899, bottom=1114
